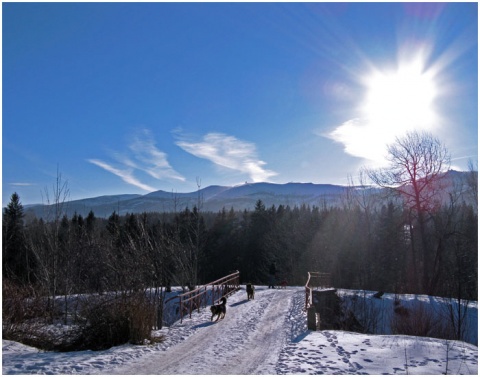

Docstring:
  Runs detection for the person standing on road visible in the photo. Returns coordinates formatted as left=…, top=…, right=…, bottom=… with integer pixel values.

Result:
left=268, top=262, right=277, bottom=289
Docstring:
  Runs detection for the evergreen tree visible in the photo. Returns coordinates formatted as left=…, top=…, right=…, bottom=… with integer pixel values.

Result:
left=244, top=200, right=274, bottom=283
left=85, top=210, right=96, bottom=235
left=2, top=192, right=33, bottom=284
left=372, top=202, right=407, bottom=292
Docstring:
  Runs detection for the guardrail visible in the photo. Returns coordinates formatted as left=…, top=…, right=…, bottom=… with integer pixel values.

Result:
left=305, top=272, right=331, bottom=310
left=166, top=270, right=240, bottom=323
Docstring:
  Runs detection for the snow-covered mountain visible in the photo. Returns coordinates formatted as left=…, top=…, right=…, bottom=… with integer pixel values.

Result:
left=23, top=182, right=349, bottom=219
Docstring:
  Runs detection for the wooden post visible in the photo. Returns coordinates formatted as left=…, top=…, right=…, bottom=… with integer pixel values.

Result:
left=307, top=306, right=317, bottom=330
left=313, top=289, right=338, bottom=330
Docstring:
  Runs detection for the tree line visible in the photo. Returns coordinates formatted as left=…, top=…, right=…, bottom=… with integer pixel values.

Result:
left=3, top=186, right=477, bottom=301
left=2, top=131, right=477, bottom=306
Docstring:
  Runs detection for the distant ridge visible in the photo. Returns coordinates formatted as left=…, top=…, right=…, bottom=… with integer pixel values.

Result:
left=21, top=171, right=473, bottom=219
left=23, top=182, right=349, bottom=219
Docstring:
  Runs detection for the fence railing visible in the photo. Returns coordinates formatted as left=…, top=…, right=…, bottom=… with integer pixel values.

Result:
left=305, top=272, right=331, bottom=310
left=165, top=271, right=240, bottom=323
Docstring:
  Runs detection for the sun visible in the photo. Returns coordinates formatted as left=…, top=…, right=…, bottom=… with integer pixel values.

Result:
left=361, top=56, right=438, bottom=138
left=327, top=53, right=441, bottom=166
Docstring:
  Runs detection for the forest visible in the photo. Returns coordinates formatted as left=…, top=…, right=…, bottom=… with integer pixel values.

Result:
left=3, top=177, right=477, bottom=302
left=2, top=132, right=478, bottom=328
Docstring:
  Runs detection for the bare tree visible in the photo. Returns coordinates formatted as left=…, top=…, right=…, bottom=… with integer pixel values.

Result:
left=28, top=167, right=70, bottom=320
left=367, top=131, right=451, bottom=293
left=368, top=131, right=450, bottom=211
left=194, top=177, right=203, bottom=286
left=466, top=159, right=478, bottom=208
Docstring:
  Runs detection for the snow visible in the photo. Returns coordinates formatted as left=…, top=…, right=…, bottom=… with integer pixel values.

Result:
left=2, top=286, right=478, bottom=375
left=337, top=289, right=478, bottom=345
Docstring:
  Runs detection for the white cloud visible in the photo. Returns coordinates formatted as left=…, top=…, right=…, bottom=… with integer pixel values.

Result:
left=176, top=133, right=277, bottom=182
left=325, top=116, right=436, bottom=167
left=324, top=118, right=391, bottom=165
left=88, top=159, right=155, bottom=192
left=130, top=129, right=186, bottom=182
left=88, top=129, right=185, bottom=192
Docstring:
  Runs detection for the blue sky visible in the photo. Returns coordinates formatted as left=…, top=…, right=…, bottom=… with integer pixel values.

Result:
left=3, top=2, right=478, bottom=206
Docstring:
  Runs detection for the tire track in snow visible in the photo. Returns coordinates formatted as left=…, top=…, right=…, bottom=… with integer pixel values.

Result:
left=107, top=287, right=301, bottom=375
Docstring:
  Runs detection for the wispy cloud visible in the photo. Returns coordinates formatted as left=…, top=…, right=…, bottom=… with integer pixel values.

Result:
left=130, top=130, right=186, bottom=182
left=176, top=132, right=277, bottom=182
left=88, top=129, right=185, bottom=192
left=88, top=159, right=156, bottom=192
left=10, top=182, right=35, bottom=187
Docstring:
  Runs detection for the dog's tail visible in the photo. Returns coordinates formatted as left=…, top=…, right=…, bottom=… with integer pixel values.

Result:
left=220, top=296, right=227, bottom=304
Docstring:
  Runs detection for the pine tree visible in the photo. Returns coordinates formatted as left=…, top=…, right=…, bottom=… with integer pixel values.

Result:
left=3, top=192, right=33, bottom=284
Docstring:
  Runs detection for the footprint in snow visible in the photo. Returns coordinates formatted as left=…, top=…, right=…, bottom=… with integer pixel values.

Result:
left=351, top=362, right=363, bottom=370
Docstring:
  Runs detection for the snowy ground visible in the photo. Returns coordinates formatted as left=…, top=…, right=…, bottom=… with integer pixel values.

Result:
left=2, top=286, right=478, bottom=374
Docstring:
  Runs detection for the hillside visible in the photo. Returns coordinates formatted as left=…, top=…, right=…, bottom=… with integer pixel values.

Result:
left=3, top=287, right=477, bottom=374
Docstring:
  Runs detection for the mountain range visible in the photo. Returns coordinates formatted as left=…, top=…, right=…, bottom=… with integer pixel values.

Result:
left=22, top=170, right=474, bottom=219
left=24, top=182, right=349, bottom=219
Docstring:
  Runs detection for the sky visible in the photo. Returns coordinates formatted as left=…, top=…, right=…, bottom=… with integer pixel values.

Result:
left=2, top=1, right=478, bottom=206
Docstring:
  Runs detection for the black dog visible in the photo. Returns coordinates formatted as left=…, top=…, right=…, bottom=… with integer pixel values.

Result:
left=246, top=284, right=255, bottom=300
left=210, top=296, right=227, bottom=321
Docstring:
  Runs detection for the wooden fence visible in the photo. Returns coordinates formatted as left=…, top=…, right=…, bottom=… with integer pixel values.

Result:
left=305, top=271, right=331, bottom=310
left=166, top=271, right=240, bottom=323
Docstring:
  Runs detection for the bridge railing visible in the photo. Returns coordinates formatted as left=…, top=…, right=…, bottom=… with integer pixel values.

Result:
left=165, top=271, right=240, bottom=323
left=305, top=272, right=331, bottom=310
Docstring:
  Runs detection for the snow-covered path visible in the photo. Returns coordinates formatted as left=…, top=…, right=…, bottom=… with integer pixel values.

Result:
left=3, top=286, right=477, bottom=375
left=108, top=287, right=299, bottom=374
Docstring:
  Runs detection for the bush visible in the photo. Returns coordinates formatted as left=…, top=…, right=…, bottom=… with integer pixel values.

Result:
left=340, top=292, right=382, bottom=334
left=2, top=280, right=54, bottom=349
left=60, top=292, right=157, bottom=351
left=2, top=280, right=46, bottom=324
left=391, top=301, right=454, bottom=340
left=3, top=282, right=162, bottom=352
left=125, top=293, right=156, bottom=345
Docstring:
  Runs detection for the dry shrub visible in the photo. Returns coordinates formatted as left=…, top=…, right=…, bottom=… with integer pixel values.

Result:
left=2, top=280, right=53, bottom=349
left=3, top=282, right=163, bottom=352
left=391, top=301, right=454, bottom=340
left=2, top=280, right=45, bottom=324
left=125, top=293, right=156, bottom=345
left=340, top=293, right=380, bottom=334
left=394, top=305, right=410, bottom=317
left=60, top=292, right=158, bottom=351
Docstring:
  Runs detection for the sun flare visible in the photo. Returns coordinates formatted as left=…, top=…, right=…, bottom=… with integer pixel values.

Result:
left=361, top=57, right=437, bottom=136
left=327, top=54, right=441, bottom=166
